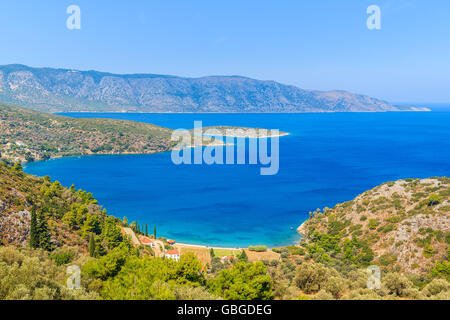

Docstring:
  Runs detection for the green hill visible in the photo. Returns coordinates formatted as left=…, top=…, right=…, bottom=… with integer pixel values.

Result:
left=0, top=162, right=448, bottom=300
left=0, top=103, right=174, bottom=163
left=298, top=178, right=450, bottom=275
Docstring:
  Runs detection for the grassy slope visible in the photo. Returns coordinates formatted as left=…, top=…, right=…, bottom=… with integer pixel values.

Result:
left=0, top=103, right=174, bottom=163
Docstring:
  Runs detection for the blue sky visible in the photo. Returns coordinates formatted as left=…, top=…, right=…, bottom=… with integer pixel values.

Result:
left=0, top=0, right=449, bottom=103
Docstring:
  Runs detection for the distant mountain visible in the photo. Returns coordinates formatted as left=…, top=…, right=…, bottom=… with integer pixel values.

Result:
left=0, top=64, right=426, bottom=113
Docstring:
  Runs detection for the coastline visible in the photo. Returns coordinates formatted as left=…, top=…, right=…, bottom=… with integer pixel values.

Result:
left=296, top=220, right=308, bottom=237
left=175, top=242, right=242, bottom=251
left=202, top=132, right=290, bottom=138
left=58, top=109, right=432, bottom=114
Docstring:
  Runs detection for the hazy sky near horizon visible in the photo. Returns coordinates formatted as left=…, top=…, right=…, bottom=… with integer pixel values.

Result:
left=0, top=0, right=449, bottom=103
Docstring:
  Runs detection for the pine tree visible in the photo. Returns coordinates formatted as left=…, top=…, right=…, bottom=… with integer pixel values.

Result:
left=94, top=237, right=106, bottom=257
left=37, top=210, right=52, bottom=251
left=238, top=250, right=248, bottom=262
left=29, top=206, right=39, bottom=249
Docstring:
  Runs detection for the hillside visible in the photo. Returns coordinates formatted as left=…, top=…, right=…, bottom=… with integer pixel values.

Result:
left=0, top=161, right=114, bottom=249
left=0, top=64, right=427, bottom=113
left=0, top=162, right=448, bottom=300
left=298, top=178, right=450, bottom=275
left=0, top=103, right=174, bottom=163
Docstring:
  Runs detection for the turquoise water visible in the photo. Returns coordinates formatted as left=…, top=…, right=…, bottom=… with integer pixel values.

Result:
left=24, top=112, right=450, bottom=248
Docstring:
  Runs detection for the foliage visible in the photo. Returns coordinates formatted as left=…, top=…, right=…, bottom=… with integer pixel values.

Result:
left=51, top=248, right=75, bottom=266
left=383, top=273, right=412, bottom=297
left=0, top=103, right=173, bottom=163
left=208, top=262, right=273, bottom=300
left=427, top=194, right=441, bottom=206
left=83, top=244, right=131, bottom=281
left=0, top=247, right=98, bottom=300
left=237, top=250, right=248, bottom=263
left=293, top=262, right=338, bottom=294
left=431, top=261, right=450, bottom=281
left=101, top=253, right=205, bottom=300
left=248, top=246, right=267, bottom=252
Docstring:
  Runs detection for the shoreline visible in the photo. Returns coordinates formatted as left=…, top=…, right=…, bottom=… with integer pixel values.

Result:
left=57, top=109, right=432, bottom=114
left=296, top=220, right=308, bottom=237
left=201, top=132, right=290, bottom=138
left=175, top=243, right=243, bottom=251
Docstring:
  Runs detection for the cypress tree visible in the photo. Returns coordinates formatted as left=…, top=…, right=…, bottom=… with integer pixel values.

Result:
left=89, top=233, right=96, bottom=257
left=154, top=225, right=157, bottom=239
left=239, top=250, right=248, bottom=262
left=145, top=224, right=148, bottom=236
left=37, top=210, right=52, bottom=251
left=29, top=206, right=39, bottom=249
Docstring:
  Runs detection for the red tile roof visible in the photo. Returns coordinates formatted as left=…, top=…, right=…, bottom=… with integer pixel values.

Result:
left=166, top=250, right=180, bottom=255
left=140, top=237, right=153, bottom=244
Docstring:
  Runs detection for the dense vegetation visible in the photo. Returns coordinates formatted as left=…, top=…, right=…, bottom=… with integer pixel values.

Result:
left=0, top=162, right=448, bottom=300
left=0, top=103, right=174, bottom=163
left=298, top=178, right=450, bottom=275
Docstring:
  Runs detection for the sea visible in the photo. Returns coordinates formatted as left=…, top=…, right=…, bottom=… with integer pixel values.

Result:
left=24, top=109, right=450, bottom=248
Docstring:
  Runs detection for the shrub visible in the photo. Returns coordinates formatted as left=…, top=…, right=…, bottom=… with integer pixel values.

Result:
left=248, top=245, right=267, bottom=252
left=294, top=262, right=338, bottom=294
left=422, top=279, right=450, bottom=297
left=51, top=248, right=75, bottom=266
left=173, top=286, right=221, bottom=300
left=431, top=261, right=450, bottom=281
left=427, top=194, right=441, bottom=206
left=368, top=219, right=380, bottom=230
left=0, top=247, right=98, bottom=300
left=208, top=262, right=273, bottom=300
left=423, top=244, right=435, bottom=258
left=383, top=273, right=412, bottom=297
left=324, top=276, right=347, bottom=299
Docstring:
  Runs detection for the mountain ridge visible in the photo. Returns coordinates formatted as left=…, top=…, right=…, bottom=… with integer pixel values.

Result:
left=0, top=64, right=427, bottom=113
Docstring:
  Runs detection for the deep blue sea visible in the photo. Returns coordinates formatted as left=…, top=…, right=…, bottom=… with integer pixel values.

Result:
left=24, top=111, right=450, bottom=248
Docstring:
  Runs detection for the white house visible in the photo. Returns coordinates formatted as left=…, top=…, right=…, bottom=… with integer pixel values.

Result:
left=165, top=250, right=180, bottom=261
left=140, top=237, right=156, bottom=248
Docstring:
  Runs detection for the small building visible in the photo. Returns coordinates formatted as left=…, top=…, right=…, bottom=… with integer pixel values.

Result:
left=167, top=239, right=176, bottom=245
left=165, top=250, right=180, bottom=261
left=220, top=256, right=234, bottom=263
left=140, top=236, right=156, bottom=248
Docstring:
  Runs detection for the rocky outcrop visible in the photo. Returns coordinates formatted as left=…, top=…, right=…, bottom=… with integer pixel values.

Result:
left=300, top=177, right=450, bottom=274
left=0, top=197, right=31, bottom=247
